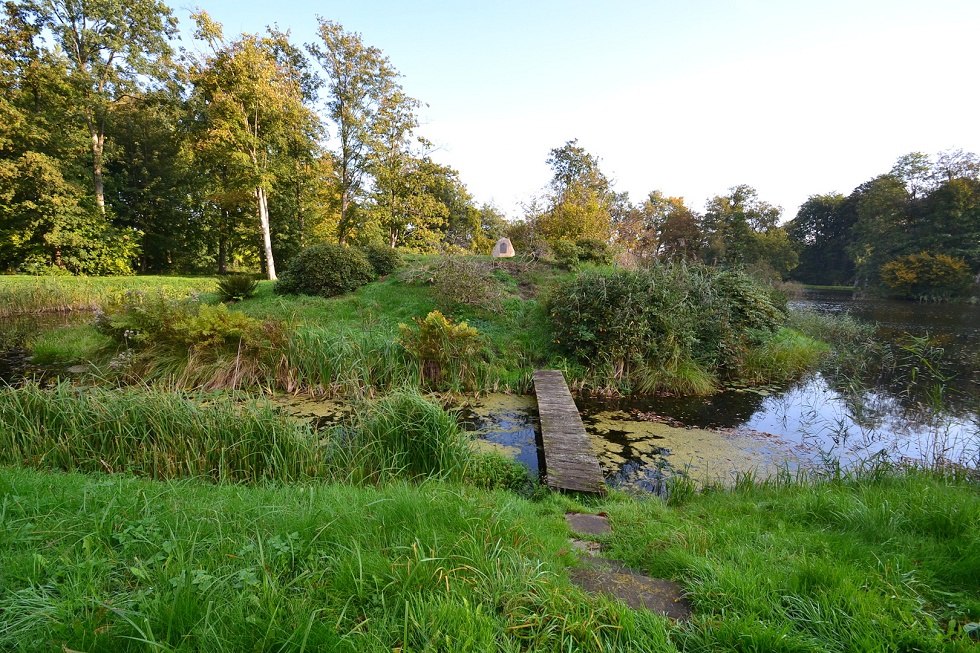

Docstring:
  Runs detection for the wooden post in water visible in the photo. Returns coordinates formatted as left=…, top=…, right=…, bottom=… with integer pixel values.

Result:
left=533, top=370, right=606, bottom=494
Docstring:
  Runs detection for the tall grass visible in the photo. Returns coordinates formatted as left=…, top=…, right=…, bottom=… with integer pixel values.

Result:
left=338, top=389, right=473, bottom=482
left=0, top=275, right=216, bottom=316
left=0, top=383, right=326, bottom=482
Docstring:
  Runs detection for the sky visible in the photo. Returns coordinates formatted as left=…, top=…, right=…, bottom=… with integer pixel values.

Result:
left=178, top=0, right=980, bottom=221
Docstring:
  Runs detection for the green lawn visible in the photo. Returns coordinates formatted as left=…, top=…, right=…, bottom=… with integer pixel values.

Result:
left=1, top=465, right=975, bottom=652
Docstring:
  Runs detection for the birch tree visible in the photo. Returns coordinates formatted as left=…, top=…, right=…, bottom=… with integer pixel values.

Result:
left=189, top=12, right=317, bottom=280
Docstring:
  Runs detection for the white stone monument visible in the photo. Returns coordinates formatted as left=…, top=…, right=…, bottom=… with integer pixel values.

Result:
left=492, top=237, right=515, bottom=258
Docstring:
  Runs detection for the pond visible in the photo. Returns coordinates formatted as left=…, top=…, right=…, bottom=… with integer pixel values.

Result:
left=459, top=291, right=979, bottom=491
left=2, top=293, right=977, bottom=492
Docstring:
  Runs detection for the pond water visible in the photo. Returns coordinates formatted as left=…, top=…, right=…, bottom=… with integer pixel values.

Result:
left=3, top=293, right=978, bottom=491
left=459, top=291, right=979, bottom=490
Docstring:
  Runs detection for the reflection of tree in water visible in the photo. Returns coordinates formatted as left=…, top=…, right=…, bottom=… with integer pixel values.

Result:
left=579, top=390, right=768, bottom=430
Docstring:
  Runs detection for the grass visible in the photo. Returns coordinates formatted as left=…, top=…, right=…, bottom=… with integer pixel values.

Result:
left=740, top=327, right=830, bottom=384
left=0, top=464, right=976, bottom=651
left=0, top=383, right=328, bottom=483
left=10, top=260, right=834, bottom=397
left=27, top=324, right=113, bottom=365
left=0, top=275, right=217, bottom=316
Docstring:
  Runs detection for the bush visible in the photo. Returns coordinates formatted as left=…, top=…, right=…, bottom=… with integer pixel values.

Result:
left=552, top=240, right=580, bottom=269
left=547, top=262, right=790, bottom=393
left=216, top=274, right=259, bottom=302
left=399, top=310, right=485, bottom=389
left=552, top=238, right=613, bottom=269
left=575, top=238, right=613, bottom=265
left=361, top=243, right=401, bottom=277
left=880, top=251, right=973, bottom=300
left=275, top=243, right=375, bottom=298
left=409, top=256, right=503, bottom=311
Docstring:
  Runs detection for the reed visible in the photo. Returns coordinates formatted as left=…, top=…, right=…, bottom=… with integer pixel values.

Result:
left=0, top=383, right=326, bottom=482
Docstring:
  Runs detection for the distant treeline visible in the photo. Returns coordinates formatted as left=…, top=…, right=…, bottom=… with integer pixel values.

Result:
left=2, top=2, right=977, bottom=298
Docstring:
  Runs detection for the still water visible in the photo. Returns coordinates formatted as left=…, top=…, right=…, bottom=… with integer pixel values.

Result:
left=461, top=291, right=979, bottom=491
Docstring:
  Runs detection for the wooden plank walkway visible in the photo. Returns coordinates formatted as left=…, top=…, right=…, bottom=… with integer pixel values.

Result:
left=533, top=370, right=606, bottom=495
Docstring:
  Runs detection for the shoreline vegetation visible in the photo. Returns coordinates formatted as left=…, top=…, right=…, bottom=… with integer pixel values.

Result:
left=0, top=258, right=829, bottom=398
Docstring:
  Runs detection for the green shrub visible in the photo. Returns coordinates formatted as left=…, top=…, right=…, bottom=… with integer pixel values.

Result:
left=399, top=310, right=485, bottom=389
left=547, top=262, right=790, bottom=392
left=360, top=243, right=401, bottom=276
left=880, top=251, right=973, bottom=300
left=575, top=238, right=613, bottom=265
left=216, top=274, right=258, bottom=302
left=275, top=243, right=375, bottom=298
left=409, top=256, right=503, bottom=311
left=552, top=240, right=580, bottom=269
left=463, top=452, right=534, bottom=495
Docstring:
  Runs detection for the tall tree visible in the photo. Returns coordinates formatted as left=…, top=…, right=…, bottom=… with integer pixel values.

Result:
left=537, top=139, right=613, bottom=244
left=309, top=19, right=406, bottom=244
left=20, top=0, right=177, bottom=213
left=786, top=193, right=855, bottom=285
left=189, top=13, right=318, bottom=279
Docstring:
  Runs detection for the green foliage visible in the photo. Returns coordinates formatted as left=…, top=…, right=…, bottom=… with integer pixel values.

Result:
left=552, top=239, right=580, bottom=269
left=409, top=256, right=504, bottom=311
left=275, top=242, right=375, bottom=297
left=0, top=383, right=325, bottom=482
left=216, top=274, right=259, bottom=302
left=342, top=389, right=472, bottom=481
left=360, top=242, right=401, bottom=276
left=547, top=263, right=791, bottom=393
left=0, top=275, right=216, bottom=316
left=880, top=251, right=974, bottom=300
left=463, top=451, right=535, bottom=495
left=399, top=310, right=485, bottom=389
left=28, top=324, right=112, bottom=365
left=740, top=327, right=829, bottom=384
left=553, top=237, right=612, bottom=269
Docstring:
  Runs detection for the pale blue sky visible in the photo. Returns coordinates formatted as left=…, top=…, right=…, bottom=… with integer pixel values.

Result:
left=178, top=0, right=980, bottom=219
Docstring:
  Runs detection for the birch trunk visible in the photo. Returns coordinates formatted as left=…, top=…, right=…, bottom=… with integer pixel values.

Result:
left=256, top=186, right=277, bottom=280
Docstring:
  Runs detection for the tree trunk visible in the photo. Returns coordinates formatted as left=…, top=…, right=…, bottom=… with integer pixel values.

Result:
left=91, top=130, right=106, bottom=214
left=256, top=186, right=277, bottom=280
left=218, top=232, right=228, bottom=275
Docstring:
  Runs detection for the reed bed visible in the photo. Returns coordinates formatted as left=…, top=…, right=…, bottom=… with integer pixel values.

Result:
left=0, top=383, right=326, bottom=482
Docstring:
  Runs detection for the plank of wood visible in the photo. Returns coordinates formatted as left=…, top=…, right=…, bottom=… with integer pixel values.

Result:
left=533, top=370, right=606, bottom=495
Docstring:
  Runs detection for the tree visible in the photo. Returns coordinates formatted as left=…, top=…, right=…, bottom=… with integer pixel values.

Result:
left=848, top=175, right=910, bottom=287
left=20, top=0, right=177, bottom=214
left=189, top=13, right=318, bottom=280
left=786, top=193, right=855, bottom=285
left=309, top=19, right=406, bottom=244
left=702, top=185, right=781, bottom=267
left=537, top=140, right=613, bottom=245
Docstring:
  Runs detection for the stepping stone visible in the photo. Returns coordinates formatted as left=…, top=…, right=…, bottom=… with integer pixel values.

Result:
left=66, top=365, right=88, bottom=374
left=565, top=512, right=611, bottom=535
left=570, top=538, right=603, bottom=556
left=569, top=558, right=692, bottom=621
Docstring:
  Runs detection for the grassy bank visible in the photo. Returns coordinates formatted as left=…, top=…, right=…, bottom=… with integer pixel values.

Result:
left=7, top=260, right=826, bottom=396
left=1, top=465, right=976, bottom=651
left=0, top=275, right=216, bottom=316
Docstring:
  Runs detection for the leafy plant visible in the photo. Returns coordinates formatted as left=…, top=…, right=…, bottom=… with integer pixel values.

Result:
left=880, top=251, right=973, bottom=300
left=216, top=274, right=259, bottom=302
left=409, top=256, right=504, bottom=311
left=399, top=310, right=484, bottom=389
left=360, top=243, right=401, bottom=276
left=275, top=243, right=375, bottom=298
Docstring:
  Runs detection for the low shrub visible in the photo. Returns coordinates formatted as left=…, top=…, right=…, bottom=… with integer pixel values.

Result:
left=463, top=451, right=535, bottom=495
left=409, top=256, right=503, bottom=311
left=575, top=238, right=613, bottom=265
left=552, top=240, right=580, bottom=269
left=547, top=262, right=791, bottom=392
left=275, top=243, right=375, bottom=298
left=360, top=243, right=401, bottom=277
left=216, top=274, right=259, bottom=302
left=399, top=310, right=485, bottom=390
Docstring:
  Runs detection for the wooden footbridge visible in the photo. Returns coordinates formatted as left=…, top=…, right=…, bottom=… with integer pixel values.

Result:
left=532, top=370, right=606, bottom=495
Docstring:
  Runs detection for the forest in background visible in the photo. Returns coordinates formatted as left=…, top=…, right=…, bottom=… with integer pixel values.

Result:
left=1, top=0, right=978, bottom=298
